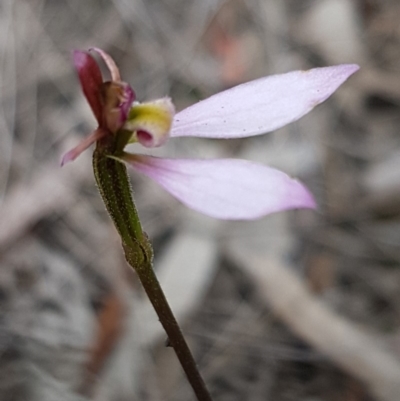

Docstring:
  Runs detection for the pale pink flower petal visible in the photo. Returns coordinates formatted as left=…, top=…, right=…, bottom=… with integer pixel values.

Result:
left=90, top=47, right=121, bottom=82
left=171, top=64, right=359, bottom=139
left=122, top=154, right=316, bottom=220
left=61, top=129, right=106, bottom=166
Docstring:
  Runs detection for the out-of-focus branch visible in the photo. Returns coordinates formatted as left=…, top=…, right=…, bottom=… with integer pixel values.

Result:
left=0, top=148, right=91, bottom=250
left=226, top=245, right=400, bottom=401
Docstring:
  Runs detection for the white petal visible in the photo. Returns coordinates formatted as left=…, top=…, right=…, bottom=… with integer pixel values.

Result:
left=171, top=64, right=359, bottom=139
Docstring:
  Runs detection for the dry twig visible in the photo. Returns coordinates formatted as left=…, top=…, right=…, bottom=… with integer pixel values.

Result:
left=226, top=244, right=400, bottom=401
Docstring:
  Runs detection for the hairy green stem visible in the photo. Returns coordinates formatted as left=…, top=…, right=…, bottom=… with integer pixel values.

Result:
left=92, top=137, right=212, bottom=401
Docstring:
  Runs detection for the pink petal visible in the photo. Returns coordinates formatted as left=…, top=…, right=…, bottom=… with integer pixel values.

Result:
left=88, top=48, right=135, bottom=131
left=73, top=51, right=104, bottom=125
left=90, top=47, right=121, bottom=82
left=171, top=64, right=359, bottom=139
left=61, top=129, right=106, bottom=166
left=118, top=83, right=135, bottom=124
left=103, top=81, right=135, bottom=132
left=123, top=154, right=316, bottom=220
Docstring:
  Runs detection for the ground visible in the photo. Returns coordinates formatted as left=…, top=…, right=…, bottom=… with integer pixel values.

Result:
left=0, top=0, right=400, bottom=400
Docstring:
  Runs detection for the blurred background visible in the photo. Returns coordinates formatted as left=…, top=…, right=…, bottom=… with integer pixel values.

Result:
left=1, top=0, right=400, bottom=400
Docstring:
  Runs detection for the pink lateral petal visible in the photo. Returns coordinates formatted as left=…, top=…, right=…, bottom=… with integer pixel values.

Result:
left=90, top=47, right=121, bottom=82
left=123, top=154, right=316, bottom=220
left=118, top=83, right=135, bottom=126
left=73, top=51, right=104, bottom=125
left=171, top=64, right=359, bottom=139
left=61, top=129, right=106, bottom=166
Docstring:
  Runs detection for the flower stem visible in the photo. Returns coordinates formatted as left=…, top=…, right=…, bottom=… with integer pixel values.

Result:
left=92, top=138, right=213, bottom=401
left=124, top=243, right=213, bottom=401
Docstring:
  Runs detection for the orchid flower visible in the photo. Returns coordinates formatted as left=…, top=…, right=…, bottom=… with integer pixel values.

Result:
left=62, top=50, right=358, bottom=400
left=63, top=48, right=358, bottom=220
